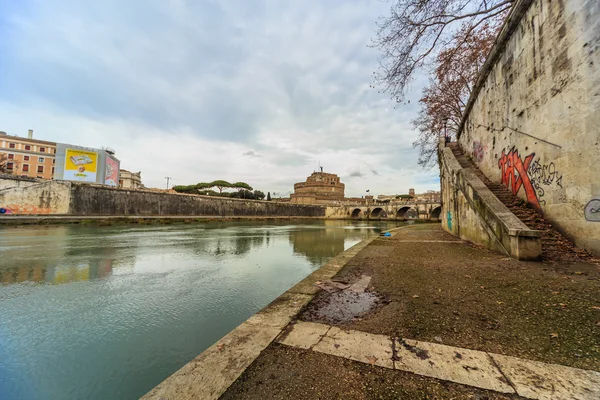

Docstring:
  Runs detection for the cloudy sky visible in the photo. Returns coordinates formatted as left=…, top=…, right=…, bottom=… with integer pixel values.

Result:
left=0, top=0, right=439, bottom=197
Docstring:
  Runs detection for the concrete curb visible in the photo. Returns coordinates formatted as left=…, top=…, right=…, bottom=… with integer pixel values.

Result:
left=140, top=226, right=405, bottom=399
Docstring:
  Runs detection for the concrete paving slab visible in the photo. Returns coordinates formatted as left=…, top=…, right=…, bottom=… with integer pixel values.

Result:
left=490, top=353, right=600, bottom=400
left=277, top=321, right=331, bottom=349
left=312, top=326, right=394, bottom=369
left=394, top=338, right=515, bottom=394
left=142, top=321, right=280, bottom=400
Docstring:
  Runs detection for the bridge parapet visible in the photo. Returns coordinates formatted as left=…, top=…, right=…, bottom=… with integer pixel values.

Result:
left=325, top=202, right=442, bottom=221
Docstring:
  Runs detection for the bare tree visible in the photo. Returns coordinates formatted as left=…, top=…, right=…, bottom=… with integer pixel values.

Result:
left=0, top=154, right=9, bottom=174
left=412, top=22, right=500, bottom=167
left=373, top=0, right=512, bottom=102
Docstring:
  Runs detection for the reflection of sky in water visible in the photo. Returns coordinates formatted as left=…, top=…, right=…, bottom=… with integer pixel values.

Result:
left=0, top=220, right=403, bottom=400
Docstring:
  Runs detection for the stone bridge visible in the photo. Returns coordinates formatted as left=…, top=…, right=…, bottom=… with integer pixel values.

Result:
left=328, top=202, right=442, bottom=220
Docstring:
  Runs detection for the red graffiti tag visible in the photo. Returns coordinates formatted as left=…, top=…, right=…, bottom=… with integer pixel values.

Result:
left=498, top=148, right=540, bottom=209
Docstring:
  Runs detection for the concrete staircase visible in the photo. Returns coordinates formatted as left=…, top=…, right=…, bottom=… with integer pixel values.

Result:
left=448, top=143, right=591, bottom=263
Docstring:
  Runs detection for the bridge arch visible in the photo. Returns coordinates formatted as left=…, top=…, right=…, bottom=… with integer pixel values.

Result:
left=430, top=206, right=442, bottom=220
left=370, top=207, right=388, bottom=218
left=351, top=208, right=363, bottom=219
left=396, top=206, right=417, bottom=220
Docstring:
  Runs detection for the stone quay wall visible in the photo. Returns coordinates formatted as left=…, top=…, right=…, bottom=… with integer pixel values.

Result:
left=457, top=0, right=600, bottom=255
left=0, top=178, right=326, bottom=218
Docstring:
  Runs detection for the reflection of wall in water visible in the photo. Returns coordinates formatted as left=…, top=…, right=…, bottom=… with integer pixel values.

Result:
left=288, top=221, right=397, bottom=265
left=0, top=227, right=114, bottom=285
left=289, top=228, right=345, bottom=266
left=0, top=259, right=113, bottom=285
left=287, top=224, right=369, bottom=266
left=199, top=233, right=266, bottom=258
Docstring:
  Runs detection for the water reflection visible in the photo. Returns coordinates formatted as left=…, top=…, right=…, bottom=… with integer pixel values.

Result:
left=0, top=226, right=115, bottom=285
left=289, top=221, right=384, bottom=266
left=0, top=220, right=396, bottom=286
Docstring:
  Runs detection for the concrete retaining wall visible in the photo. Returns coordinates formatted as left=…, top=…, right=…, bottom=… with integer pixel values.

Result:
left=439, top=142, right=542, bottom=260
left=69, top=184, right=325, bottom=217
left=0, top=180, right=71, bottom=214
left=457, top=0, right=600, bottom=255
left=0, top=178, right=326, bottom=218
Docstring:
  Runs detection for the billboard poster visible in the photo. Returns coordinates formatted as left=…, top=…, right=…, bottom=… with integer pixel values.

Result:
left=64, top=148, right=98, bottom=182
left=104, top=156, right=119, bottom=186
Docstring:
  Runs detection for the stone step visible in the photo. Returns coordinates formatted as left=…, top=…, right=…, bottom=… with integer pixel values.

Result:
left=447, top=142, right=592, bottom=262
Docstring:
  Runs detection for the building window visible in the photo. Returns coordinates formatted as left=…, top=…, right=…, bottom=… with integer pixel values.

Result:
left=38, top=157, right=44, bottom=163
left=8, top=154, right=14, bottom=159
left=40, top=147, right=45, bottom=152
left=52, top=159, right=55, bottom=164
left=24, top=155, right=29, bottom=161
left=22, top=164, right=29, bottom=172
left=52, top=167, right=55, bottom=174
left=53, top=149, right=57, bottom=154
left=7, top=162, right=13, bottom=170
left=37, top=165, right=44, bottom=173
left=25, top=145, right=31, bottom=150
left=9, top=143, right=15, bottom=149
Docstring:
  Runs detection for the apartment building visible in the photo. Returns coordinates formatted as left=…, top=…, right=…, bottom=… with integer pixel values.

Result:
left=0, top=130, right=56, bottom=179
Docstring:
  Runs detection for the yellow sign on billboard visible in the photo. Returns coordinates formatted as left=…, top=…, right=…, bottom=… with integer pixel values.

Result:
left=64, top=148, right=98, bottom=182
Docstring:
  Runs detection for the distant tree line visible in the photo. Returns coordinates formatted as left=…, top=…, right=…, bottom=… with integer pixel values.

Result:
left=172, top=180, right=269, bottom=200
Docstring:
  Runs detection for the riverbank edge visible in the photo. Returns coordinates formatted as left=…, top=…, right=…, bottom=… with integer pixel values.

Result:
left=141, top=225, right=410, bottom=400
left=0, top=215, right=437, bottom=226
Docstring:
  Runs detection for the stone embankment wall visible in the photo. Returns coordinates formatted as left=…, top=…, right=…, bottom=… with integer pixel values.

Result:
left=457, top=0, right=600, bottom=255
left=0, top=177, right=71, bottom=214
left=0, top=178, right=326, bottom=218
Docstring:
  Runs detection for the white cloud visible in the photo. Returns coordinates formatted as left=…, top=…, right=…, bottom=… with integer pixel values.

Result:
left=0, top=0, right=439, bottom=196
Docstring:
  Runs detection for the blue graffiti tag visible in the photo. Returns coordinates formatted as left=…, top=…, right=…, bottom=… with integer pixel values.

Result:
left=446, top=211, right=453, bottom=230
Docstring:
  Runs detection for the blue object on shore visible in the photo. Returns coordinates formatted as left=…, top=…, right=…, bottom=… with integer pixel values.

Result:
left=0, top=208, right=6, bottom=214
left=382, top=232, right=392, bottom=237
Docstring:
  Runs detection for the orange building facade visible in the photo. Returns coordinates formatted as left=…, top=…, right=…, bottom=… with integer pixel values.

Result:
left=0, top=130, right=57, bottom=180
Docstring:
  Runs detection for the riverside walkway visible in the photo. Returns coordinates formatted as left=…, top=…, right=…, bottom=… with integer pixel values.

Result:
left=144, top=224, right=600, bottom=399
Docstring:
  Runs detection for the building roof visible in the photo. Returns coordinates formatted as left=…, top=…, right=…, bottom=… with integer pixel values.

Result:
left=0, top=131, right=57, bottom=146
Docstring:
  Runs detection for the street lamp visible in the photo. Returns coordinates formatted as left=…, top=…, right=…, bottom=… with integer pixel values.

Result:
left=165, top=176, right=172, bottom=190
left=443, top=117, right=449, bottom=145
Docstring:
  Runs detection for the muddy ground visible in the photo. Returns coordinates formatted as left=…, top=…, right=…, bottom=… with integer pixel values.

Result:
left=300, top=225, right=600, bottom=370
left=221, top=343, right=524, bottom=400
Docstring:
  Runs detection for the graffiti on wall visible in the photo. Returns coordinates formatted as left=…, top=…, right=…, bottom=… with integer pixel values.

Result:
left=1, top=204, right=54, bottom=215
left=497, top=148, right=563, bottom=209
left=498, top=148, right=539, bottom=208
left=446, top=211, right=453, bottom=230
left=528, top=158, right=563, bottom=203
left=585, top=199, right=600, bottom=222
left=473, top=140, right=487, bottom=163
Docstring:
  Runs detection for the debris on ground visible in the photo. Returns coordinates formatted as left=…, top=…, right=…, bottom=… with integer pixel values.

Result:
left=304, top=274, right=384, bottom=324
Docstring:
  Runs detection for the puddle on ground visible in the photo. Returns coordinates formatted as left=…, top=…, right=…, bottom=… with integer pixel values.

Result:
left=301, top=290, right=382, bottom=324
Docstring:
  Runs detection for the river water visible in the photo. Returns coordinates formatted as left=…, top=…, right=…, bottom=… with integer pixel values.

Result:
left=0, top=220, right=402, bottom=400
